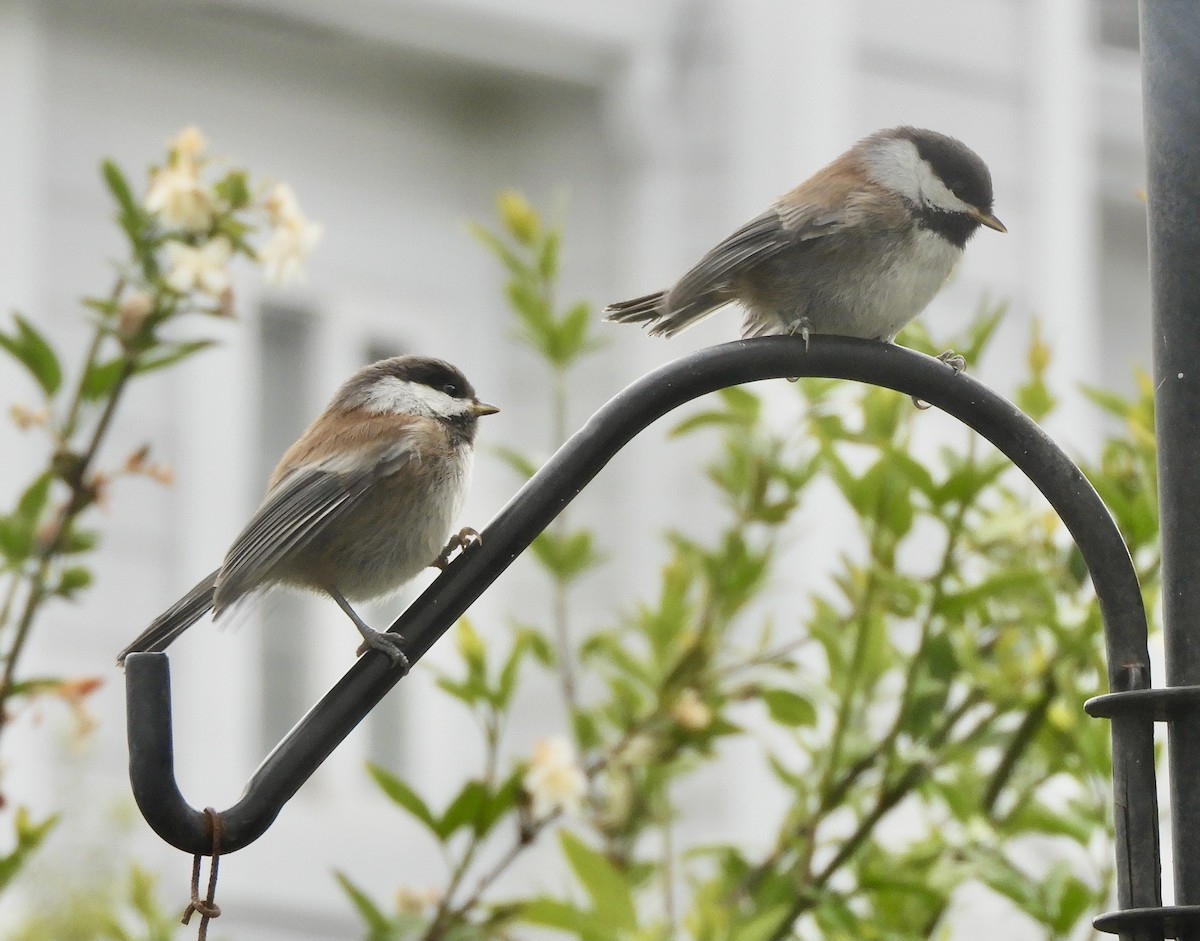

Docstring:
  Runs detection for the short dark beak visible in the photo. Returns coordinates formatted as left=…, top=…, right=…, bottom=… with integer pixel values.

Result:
left=471, top=400, right=500, bottom=417
left=970, top=207, right=1007, bottom=233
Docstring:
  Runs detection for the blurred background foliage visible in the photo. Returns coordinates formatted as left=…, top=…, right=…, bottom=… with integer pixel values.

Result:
left=333, top=195, right=1158, bottom=941
left=0, top=169, right=1159, bottom=939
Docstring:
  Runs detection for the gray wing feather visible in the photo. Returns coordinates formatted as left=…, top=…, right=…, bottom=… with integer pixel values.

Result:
left=649, top=204, right=846, bottom=337
left=671, top=212, right=788, bottom=301
left=215, top=441, right=418, bottom=607
left=117, top=441, right=420, bottom=663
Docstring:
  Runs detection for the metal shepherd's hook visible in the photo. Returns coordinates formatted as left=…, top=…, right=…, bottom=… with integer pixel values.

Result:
left=125, top=335, right=1159, bottom=936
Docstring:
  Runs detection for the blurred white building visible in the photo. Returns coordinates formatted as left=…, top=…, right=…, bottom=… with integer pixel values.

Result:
left=0, top=0, right=1149, bottom=938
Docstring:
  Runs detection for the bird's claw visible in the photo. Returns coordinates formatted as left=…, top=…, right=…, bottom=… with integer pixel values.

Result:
left=936, top=350, right=967, bottom=374
left=786, top=317, right=814, bottom=351
left=432, top=526, right=483, bottom=570
left=356, top=628, right=411, bottom=674
left=913, top=350, right=968, bottom=409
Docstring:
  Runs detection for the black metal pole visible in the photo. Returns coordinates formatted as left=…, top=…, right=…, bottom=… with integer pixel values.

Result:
left=1141, top=0, right=1200, bottom=924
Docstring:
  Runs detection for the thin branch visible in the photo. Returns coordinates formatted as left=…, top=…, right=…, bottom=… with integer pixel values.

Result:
left=0, top=349, right=138, bottom=725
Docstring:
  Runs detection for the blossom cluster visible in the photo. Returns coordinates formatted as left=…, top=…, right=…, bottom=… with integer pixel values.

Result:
left=142, top=125, right=321, bottom=303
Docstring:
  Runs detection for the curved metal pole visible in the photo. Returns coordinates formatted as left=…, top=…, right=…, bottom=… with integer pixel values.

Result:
left=126, top=336, right=1157, bottom=920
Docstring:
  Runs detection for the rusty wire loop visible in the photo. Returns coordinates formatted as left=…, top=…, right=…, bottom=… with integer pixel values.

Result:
left=181, top=807, right=223, bottom=939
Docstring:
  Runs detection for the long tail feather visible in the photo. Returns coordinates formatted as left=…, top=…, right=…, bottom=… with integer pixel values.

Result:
left=603, top=291, right=668, bottom=327
left=116, top=568, right=219, bottom=664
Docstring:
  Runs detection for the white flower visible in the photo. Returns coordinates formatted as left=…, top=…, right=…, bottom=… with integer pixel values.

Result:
left=259, top=215, right=322, bottom=286
left=145, top=165, right=212, bottom=232
left=263, top=182, right=303, bottom=226
left=169, top=125, right=207, bottom=167
left=164, top=237, right=232, bottom=296
left=393, top=885, right=440, bottom=915
left=523, top=736, right=587, bottom=820
left=259, top=183, right=322, bottom=286
left=670, top=688, right=713, bottom=731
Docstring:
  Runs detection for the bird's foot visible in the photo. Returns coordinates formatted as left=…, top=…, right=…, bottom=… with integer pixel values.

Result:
left=329, top=587, right=411, bottom=672
left=431, top=526, right=483, bottom=570
left=355, top=627, right=411, bottom=673
left=780, top=317, right=815, bottom=382
left=785, top=317, right=814, bottom=351
left=936, top=349, right=967, bottom=374
left=912, top=351, right=967, bottom=410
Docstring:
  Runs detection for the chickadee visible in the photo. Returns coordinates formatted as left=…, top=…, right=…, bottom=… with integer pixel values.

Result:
left=116, top=355, right=499, bottom=670
left=604, top=126, right=1005, bottom=343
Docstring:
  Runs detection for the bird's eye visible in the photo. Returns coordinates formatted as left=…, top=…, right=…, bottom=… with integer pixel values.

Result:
left=442, top=383, right=458, bottom=396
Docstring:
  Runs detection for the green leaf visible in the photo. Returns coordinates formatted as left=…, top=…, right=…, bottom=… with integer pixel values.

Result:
left=1046, top=868, right=1095, bottom=933
left=519, top=896, right=602, bottom=936
left=493, top=445, right=541, bottom=480
left=436, top=779, right=488, bottom=839
left=559, top=830, right=637, bottom=931
left=366, top=764, right=440, bottom=836
left=0, top=513, right=34, bottom=564
left=1004, top=796, right=1096, bottom=844
left=507, top=280, right=551, bottom=335
left=515, top=625, right=554, bottom=665
left=467, top=223, right=527, bottom=278
left=103, top=160, right=155, bottom=275
left=0, top=807, right=59, bottom=891
left=213, top=169, right=251, bottom=210
left=133, top=339, right=217, bottom=375
left=531, top=529, right=603, bottom=581
left=55, top=565, right=92, bottom=598
left=1080, top=383, right=1134, bottom=419
left=736, top=904, right=801, bottom=941
left=476, top=769, right=522, bottom=838
left=454, top=618, right=488, bottom=679
left=334, top=870, right=395, bottom=939
left=102, top=159, right=139, bottom=219
left=435, top=675, right=485, bottom=706
left=58, top=526, right=99, bottom=554
left=934, top=454, right=1009, bottom=506
left=82, top=295, right=119, bottom=318
left=538, top=230, right=560, bottom=279
left=0, top=314, right=63, bottom=396
left=544, top=301, right=596, bottom=367
left=670, top=409, right=745, bottom=436
left=762, top=689, right=817, bottom=727
left=16, top=471, right=53, bottom=523
left=496, top=632, right=536, bottom=709
left=6, top=675, right=64, bottom=698
left=1016, top=374, right=1056, bottom=421
left=80, top=356, right=128, bottom=400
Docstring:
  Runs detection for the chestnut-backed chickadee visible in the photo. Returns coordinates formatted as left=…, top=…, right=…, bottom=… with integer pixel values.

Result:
left=116, top=355, right=499, bottom=670
left=604, top=126, right=1005, bottom=343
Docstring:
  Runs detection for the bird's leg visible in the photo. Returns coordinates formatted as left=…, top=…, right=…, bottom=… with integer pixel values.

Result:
left=431, top=526, right=483, bottom=570
left=912, top=351, right=968, bottom=409
left=328, top=587, right=410, bottom=672
left=779, top=316, right=816, bottom=382
left=785, top=316, right=815, bottom=351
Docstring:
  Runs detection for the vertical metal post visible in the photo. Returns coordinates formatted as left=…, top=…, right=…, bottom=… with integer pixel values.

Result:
left=1142, top=0, right=1200, bottom=922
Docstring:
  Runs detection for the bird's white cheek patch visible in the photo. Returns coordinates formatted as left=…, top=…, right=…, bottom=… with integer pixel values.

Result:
left=917, top=165, right=972, bottom=215
left=362, top=378, right=458, bottom=418
left=864, top=138, right=972, bottom=215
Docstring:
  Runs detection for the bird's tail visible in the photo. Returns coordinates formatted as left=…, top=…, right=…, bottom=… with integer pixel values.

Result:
left=604, top=289, right=725, bottom=338
left=116, top=569, right=219, bottom=664
left=603, top=290, right=669, bottom=328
